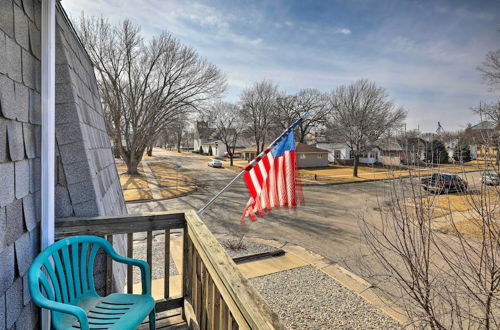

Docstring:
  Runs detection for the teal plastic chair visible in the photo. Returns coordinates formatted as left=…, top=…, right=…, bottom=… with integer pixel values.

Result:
left=28, top=236, right=156, bottom=329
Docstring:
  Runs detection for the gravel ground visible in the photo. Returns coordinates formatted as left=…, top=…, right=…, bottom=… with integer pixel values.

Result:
left=218, top=238, right=279, bottom=259
left=132, top=231, right=179, bottom=283
left=250, top=266, right=401, bottom=329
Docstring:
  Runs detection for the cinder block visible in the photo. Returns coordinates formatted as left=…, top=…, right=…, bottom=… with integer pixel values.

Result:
left=14, top=82, right=28, bottom=122
left=7, top=120, right=25, bottom=161
left=5, top=36, right=22, bottom=82
left=14, top=159, right=29, bottom=199
left=0, top=0, right=14, bottom=38
left=28, top=22, right=40, bottom=59
left=0, top=74, right=16, bottom=120
left=6, top=277, right=22, bottom=328
left=5, top=198, right=23, bottom=246
left=13, top=4, right=29, bottom=50
left=22, top=193, right=37, bottom=231
left=14, top=232, right=32, bottom=276
left=0, top=163, right=15, bottom=207
left=0, top=245, right=15, bottom=296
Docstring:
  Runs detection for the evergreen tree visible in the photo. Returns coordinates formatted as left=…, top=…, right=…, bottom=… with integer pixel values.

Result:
left=453, top=142, right=471, bottom=162
left=199, top=146, right=203, bottom=154
left=425, top=140, right=448, bottom=164
left=208, top=145, right=213, bottom=156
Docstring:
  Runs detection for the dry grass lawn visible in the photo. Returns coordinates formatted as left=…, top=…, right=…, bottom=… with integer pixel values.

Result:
left=407, top=188, right=500, bottom=239
left=148, top=162, right=193, bottom=187
left=116, top=160, right=195, bottom=202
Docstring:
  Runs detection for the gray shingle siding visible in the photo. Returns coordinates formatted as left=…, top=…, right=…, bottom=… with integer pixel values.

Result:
left=0, top=1, right=126, bottom=328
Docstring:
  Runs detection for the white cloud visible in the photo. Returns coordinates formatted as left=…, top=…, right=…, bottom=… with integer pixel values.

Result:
left=335, top=28, right=352, bottom=35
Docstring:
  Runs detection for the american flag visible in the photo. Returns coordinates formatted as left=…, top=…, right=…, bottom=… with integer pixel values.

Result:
left=241, top=129, right=303, bottom=223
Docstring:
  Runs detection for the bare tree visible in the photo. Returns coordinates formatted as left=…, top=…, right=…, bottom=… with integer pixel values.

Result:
left=329, top=79, right=406, bottom=177
left=478, top=47, right=500, bottom=90
left=360, top=170, right=500, bottom=329
left=76, top=16, right=226, bottom=174
left=240, top=80, right=279, bottom=153
left=208, top=101, right=243, bottom=166
left=273, top=89, right=330, bottom=142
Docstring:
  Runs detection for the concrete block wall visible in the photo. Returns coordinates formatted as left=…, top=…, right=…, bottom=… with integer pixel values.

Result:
left=0, top=0, right=128, bottom=328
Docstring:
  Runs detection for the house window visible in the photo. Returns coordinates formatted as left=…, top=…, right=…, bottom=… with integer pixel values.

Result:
left=317, top=153, right=323, bottom=159
left=349, top=150, right=354, bottom=159
left=300, top=153, right=306, bottom=159
left=334, top=150, right=341, bottom=159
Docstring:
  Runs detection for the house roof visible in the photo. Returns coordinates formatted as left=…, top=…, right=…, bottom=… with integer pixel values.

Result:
left=470, top=121, right=497, bottom=130
left=240, top=143, right=329, bottom=154
left=241, top=146, right=257, bottom=153
left=295, top=142, right=329, bottom=153
left=373, top=138, right=403, bottom=151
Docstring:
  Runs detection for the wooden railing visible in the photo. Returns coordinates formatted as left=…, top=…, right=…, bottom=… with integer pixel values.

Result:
left=55, top=210, right=283, bottom=329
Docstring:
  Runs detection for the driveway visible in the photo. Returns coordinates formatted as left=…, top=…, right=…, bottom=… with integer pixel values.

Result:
left=127, top=149, right=483, bottom=296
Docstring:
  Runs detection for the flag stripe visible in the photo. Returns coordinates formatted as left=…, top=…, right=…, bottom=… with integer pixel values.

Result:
left=241, top=131, right=303, bottom=223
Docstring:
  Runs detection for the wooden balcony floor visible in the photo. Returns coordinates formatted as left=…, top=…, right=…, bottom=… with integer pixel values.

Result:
left=138, top=308, right=188, bottom=329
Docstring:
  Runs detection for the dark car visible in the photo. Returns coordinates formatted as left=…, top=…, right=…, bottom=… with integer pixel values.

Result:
left=420, top=173, right=467, bottom=194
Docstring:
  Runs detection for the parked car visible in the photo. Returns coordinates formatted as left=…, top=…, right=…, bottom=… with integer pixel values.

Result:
left=481, top=171, right=500, bottom=185
left=208, top=159, right=223, bottom=168
left=420, top=173, right=467, bottom=193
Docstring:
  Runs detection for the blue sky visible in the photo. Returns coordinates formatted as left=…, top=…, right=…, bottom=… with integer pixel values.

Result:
left=64, top=0, right=500, bottom=131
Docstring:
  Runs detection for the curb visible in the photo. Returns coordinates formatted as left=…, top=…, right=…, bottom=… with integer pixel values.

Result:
left=218, top=234, right=408, bottom=325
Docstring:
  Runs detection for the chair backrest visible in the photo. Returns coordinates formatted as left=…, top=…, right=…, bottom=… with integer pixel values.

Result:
left=28, top=236, right=111, bottom=306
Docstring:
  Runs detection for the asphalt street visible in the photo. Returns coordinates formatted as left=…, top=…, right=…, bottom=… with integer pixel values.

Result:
left=128, top=150, right=483, bottom=290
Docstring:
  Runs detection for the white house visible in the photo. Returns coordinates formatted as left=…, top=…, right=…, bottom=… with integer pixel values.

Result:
left=316, top=135, right=406, bottom=166
left=193, top=121, right=227, bottom=157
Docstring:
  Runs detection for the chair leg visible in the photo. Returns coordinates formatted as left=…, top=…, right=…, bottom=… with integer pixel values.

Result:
left=149, top=309, right=156, bottom=330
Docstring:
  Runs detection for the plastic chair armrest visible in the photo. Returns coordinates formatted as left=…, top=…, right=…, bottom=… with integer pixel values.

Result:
left=32, top=295, right=89, bottom=329
left=106, top=250, right=151, bottom=295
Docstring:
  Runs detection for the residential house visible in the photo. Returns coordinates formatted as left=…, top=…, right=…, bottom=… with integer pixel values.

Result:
left=242, top=143, right=329, bottom=168
left=465, top=121, right=498, bottom=160
left=296, top=143, right=329, bottom=168
left=315, top=135, right=353, bottom=164
left=399, top=137, right=427, bottom=164
left=193, top=121, right=226, bottom=156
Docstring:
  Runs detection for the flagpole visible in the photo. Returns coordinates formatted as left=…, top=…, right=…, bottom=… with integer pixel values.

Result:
left=197, top=114, right=307, bottom=216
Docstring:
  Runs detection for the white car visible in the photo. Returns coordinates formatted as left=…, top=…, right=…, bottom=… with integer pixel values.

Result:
left=208, top=159, right=223, bottom=168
